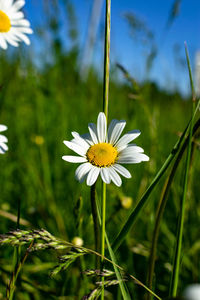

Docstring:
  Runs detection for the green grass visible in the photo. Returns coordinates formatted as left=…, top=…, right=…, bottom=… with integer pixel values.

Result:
left=0, top=36, right=199, bottom=299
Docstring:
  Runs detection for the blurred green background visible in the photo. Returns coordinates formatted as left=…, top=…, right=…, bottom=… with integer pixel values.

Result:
left=0, top=0, right=200, bottom=299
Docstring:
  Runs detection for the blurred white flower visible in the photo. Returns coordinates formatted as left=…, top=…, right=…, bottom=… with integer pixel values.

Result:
left=62, top=112, right=149, bottom=186
left=0, top=0, right=33, bottom=49
left=0, top=125, right=8, bottom=154
left=183, top=284, right=200, bottom=300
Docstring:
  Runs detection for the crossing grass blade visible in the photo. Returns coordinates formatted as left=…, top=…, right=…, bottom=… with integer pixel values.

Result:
left=95, top=197, right=162, bottom=300
left=112, top=99, right=200, bottom=252
left=169, top=44, right=197, bottom=297
left=95, top=195, right=132, bottom=300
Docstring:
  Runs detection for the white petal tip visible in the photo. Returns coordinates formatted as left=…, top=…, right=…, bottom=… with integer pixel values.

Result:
left=63, top=140, right=69, bottom=146
left=142, top=155, right=150, bottom=161
left=0, top=125, right=8, bottom=131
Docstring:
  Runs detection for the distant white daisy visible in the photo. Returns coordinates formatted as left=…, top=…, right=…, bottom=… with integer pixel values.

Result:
left=0, top=0, right=33, bottom=49
left=183, top=284, right=200, bottom=300
left=0, top=125, right=8, bottom=154
left=62, top=112, right=149, bottom=187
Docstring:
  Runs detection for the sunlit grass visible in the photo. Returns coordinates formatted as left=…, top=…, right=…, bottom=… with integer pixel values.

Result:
left=0, top=19, right=199, bottom=300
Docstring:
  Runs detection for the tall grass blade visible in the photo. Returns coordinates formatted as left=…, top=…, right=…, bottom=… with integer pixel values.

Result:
left=147, top=114, right=200, bottom=300
left=113, top=100, right=200, bottom=252
left=169, top=44, right=197, bottom=297
left=96, top=195, right=131, bottom=300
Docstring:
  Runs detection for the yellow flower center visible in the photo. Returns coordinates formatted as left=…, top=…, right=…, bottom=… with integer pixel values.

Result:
left=0, top=11, right=11, bottom=33
left=87, top=143, right=118, bottom=167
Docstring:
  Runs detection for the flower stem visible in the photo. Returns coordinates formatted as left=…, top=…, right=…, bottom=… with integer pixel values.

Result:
left=103, top=0, right=111, bottom=119
left=101, top=181, right=107, bottom=300
left=90, top=183, right=100, bottom=269
left=101, top=0, right=111, bottom=298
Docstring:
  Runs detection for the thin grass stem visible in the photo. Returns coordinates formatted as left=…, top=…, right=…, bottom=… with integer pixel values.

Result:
left=6, top=242, right=33, bottom=300
left=90, top=183, right=100, bottom=269
left=147, top=115, right=200, bottom=300
left=95, top=196, right=159, bottom=300
left=16, top=198, right=21, bottom=266
left=101, top=0, right=111, bottom=298
left=169, top=44, right=196, bottom=298
left=101, top=182, right=107, bottom=300
left=103, top=0, right=111, bottom=119
left=112, top=99, right=200, bottom=252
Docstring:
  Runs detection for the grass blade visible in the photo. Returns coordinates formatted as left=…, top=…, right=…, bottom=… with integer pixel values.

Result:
left=96, top=195, right=131, bottom=300
left=147, top=115, right=200, bottom=299
left=169, top=44, right=197, bottom=297
left=113, top=100, right=200, bottom=252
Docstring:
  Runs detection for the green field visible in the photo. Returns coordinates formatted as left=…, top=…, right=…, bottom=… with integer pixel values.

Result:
left=0, top=2, right=200, bottom=300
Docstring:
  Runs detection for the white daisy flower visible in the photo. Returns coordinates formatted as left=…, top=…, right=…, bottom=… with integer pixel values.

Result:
left=0, top=124, right=8, bottom=154
left=62, top=112, right=149, bottom=187
left=0, top=0, right=33, bottom=50
left=183, top=284, right=200, bottom=300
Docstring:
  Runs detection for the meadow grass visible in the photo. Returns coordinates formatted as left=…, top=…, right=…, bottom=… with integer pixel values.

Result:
left=0, top=8, right=200, bottom=300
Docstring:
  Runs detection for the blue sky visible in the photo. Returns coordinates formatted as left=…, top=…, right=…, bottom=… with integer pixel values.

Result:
left=24, top=0, right=200, bottom=95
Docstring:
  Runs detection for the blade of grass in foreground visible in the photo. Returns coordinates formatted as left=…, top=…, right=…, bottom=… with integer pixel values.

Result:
left=169, top=44, right=196, bottom=297
left=96, top=196, right=162, bottom=300
left=147, top=115, right=200, bottom=300
left=96, top=195, right=131, bottom=300
left=113, top=99, right=200, bottom=252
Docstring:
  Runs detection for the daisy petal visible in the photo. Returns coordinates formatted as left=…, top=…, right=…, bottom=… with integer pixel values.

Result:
left=11, top=19, right=30, bottom=27
left=88, top=123, right=98, bottom=144
left=119, top=145, right=144, bottom=156
left=107, top=119, right=118, bottom=141
left=0, top=135, right=8, bottom=143
left=0, top=143, right=8, bottom=151
left=81, top=133, right=94, bottom=145
left=75, top=163, right=92, bottom=182
left=64, top=140, right=86, bottom=156
left=109, top=120, right=126, bottom=145
left=100, top=168, right=111, bottom=184
left=97, top=112, right=107, bottom=143
left=62, top=156, right=87, bottom=163
left=86, top=166, right=100, bottom=186
left=118, top=153, right=149, bottom=164
left=113, top=164, right=131, bottom=178
left=0, top=36, right=8, bottom=49
left=0, top=125, right=7, bottom=132
left=116, top=130, right=141, bottom=151
left=108, top=167, right=122, bottom=187
left=12, top=0, right=25, bottom=11
left=71, top=132, right=90, bottom=150
left=0, top=148, right=6, bottom=154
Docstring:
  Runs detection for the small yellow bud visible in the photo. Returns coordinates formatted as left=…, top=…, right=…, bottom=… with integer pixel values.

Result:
left=31, top=135, right=44, bottom=145
left=72, top=237, right=83, bottom=247
left=120, top=196, right=132, bottom=209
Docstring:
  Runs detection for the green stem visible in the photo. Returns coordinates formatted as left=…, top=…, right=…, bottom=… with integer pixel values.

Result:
left=16, top=198, right=21, bottom=229
left=147, top=117, right=200, bottom=300
left=7, top=242, right=33, bottom=300
left=15, top=198, right=21, bottom=289
left=90, top=183, right=100, bottom=269
left=95, top=193, right=159, bottom=300
left=169, top=45, right=196, bottom=297
left=101, top=182, right=107, bottom=300
left=112, top=100, right=200, bottom=252
left=103, top=0, right=111, bottom=119
left=101, top=0, right=111, bottom=298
